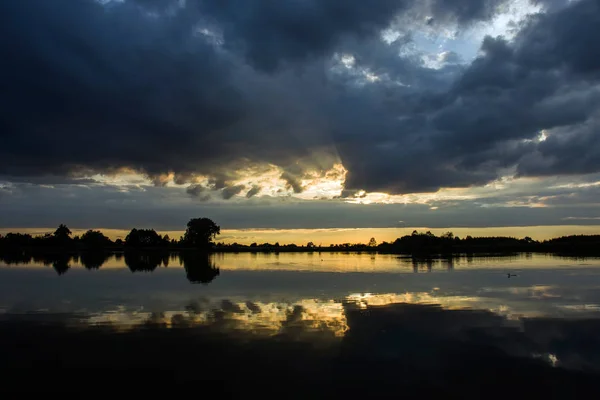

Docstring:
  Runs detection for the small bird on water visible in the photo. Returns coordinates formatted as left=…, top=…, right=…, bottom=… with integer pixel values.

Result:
left=507, top=273, right=518, bottom=278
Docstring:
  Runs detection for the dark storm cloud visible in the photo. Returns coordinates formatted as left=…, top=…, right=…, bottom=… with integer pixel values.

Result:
left=441, top=0, right=600, bottom=177
left=199, top=0, right=410, bottom=72
left=1, top=0, right=411, bottom=188
left=0, top=0, right=242, bottom=179
left=344, top=0, right=600, bottom=193
left=1, top=0, right=600, bottom=198
left=518, top=117, right=600, bottom=176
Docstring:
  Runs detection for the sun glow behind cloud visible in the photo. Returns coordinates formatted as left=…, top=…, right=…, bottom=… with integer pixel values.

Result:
left=76, top=160, right=600, bottom=214
left=84, top=162, right=485, bottom=206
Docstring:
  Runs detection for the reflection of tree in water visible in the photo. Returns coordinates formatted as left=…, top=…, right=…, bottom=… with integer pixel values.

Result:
left=28, top=253, right=72, bottom=275
left=411, top=257, right=433, bottom=273
left=180, top=252, right=220, bottom=284
left=410, top=256, right=460, bottom=272
left=444, top=255, right=455, bottom=270
left=48, top=254, right=71, bottom=275
left=0, top=251, right=32, bottom=265
left=80, top=252, right=110, bottom=270
left=124, top=251, right=168, bottom=272
left=0, top=252, right=72, bottom=274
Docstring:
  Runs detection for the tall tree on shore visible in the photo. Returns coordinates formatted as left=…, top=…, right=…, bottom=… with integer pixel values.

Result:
left=183, top=218, right=220, bottom=249
left=54, top=224, right=72, bottom=244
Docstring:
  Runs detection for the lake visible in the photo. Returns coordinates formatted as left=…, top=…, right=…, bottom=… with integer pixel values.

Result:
left=2, top=252, right=600, bottom=395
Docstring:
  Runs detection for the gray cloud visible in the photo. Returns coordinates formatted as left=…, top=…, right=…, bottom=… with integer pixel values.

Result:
left=518, top=117, right=600, bottom=176
left=221, top=184, right=245, bottom=200
left=0, top=176, right=98, bottom=185
left=280, top=171, right=304, bottom=194
left=0, top=0, right=242, bottom=179
left=199, top=0, right=411, bottom=72
left=531, top=0, right=572, bottom=12
left=1, top=0, right=600, bottom=201
left=420, top=0, right=511, bottom=26
left=245, top=186, right=261, bottom=199
left=186, top=184, right=211, bottom=201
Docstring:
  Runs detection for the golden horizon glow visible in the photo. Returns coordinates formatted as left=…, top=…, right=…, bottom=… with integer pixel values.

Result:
left=2, top=225, right=600, bottom=245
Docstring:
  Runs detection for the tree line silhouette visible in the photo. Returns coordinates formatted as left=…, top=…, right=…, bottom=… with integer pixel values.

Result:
left=376, top=230, right=600, bottom=256
left=208, top=231, right=600, bottom=256
left=0, top=218, right=220, bottom=250
left=1, top=218, right=600, bottom=256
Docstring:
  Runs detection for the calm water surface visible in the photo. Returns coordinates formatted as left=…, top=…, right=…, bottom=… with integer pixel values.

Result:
left=2, top=253, right=600, bottom=322
left=2, top=252, right=600, bottom=395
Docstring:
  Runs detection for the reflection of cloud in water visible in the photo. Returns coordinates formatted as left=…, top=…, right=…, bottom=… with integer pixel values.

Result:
left=87, top=293, right=482, bottom=334
left=345, top=292, right=481, bottom=309
left=85, top=288, right=600, bottom=344
left=88, top=298, right=349, bottom=338
left=7, top=300, right=600, bottom=375
left=481, top=285, right=562, bottom=298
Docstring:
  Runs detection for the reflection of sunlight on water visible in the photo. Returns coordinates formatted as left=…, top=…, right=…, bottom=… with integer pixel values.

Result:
left=8, top=252, right=600, bottom=272
left=559, top=304, right=600, bottom=312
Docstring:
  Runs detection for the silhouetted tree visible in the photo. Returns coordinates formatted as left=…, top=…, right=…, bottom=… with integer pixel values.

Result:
left=81, top=230, right=112, bottom=248
left=125, top=228, right=167, bottom=248
left=1, top=233, right=32, bottom=248
left=54, top=224, right=72, bottom=241
left=368, top=237, right=377, bottom=247
left=183, top=218, right=220, bottom=249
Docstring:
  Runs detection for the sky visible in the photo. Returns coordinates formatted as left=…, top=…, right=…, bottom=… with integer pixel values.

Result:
left=2, top=0, right=600, bottom=241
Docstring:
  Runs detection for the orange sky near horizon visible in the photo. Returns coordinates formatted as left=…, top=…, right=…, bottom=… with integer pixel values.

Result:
left=2, top=225, right=600, bottom=245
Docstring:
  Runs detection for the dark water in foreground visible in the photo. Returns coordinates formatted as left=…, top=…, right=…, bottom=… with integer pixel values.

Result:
left=2, top=253, right=600, bottom=396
